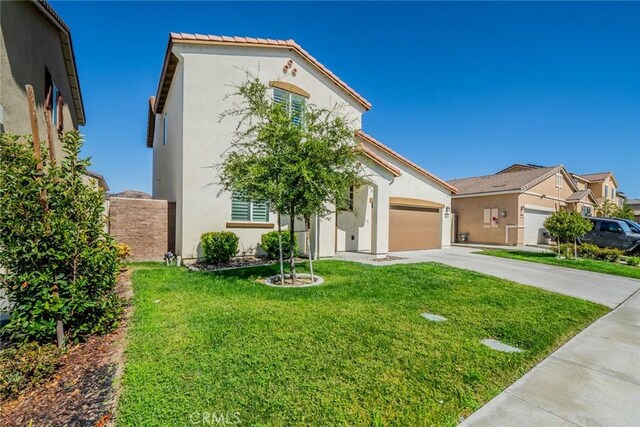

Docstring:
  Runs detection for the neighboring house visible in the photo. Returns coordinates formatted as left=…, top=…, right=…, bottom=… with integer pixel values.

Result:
left=0, top=0, right=84, bottom=160
left=147, top=33, right=456, bottom=259
left=627, top=198, right=640, bottom=223
left=449, top=165, right=597, bottom=246
left=571, top=172, right=620, bottom=206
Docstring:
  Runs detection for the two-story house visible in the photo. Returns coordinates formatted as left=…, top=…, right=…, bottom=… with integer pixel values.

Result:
left=147, top=33, right=456, bottom=259
left=571, top=172, right=620, bottom=206
left=449, top=164, right=598, bottom=245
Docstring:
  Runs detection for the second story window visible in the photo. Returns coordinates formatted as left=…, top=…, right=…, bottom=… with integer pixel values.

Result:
left=555, top=173, right=563, bottom=188
left=605, top=185, right=609, bottom=198
left=273, top=88, right=305, bottom=125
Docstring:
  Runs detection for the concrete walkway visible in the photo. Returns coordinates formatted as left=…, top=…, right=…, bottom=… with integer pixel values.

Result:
left=335, top=247, right=640, bottom=425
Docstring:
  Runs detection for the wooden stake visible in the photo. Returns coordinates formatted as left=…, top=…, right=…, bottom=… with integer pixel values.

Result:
left=44, top=110, right=57, bottom=164
left=26, top=85, right=44, bottom=170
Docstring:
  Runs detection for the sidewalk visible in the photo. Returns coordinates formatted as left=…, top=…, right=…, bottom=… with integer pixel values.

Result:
left=460, top=289, right=640, bottom=426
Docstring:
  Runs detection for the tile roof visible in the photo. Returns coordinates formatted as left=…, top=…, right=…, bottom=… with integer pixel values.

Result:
left=154, top=33, right=371, bottom=113
left=31, top=0, right=85, bottom=125
left=449, top=165, right=567, bottom=195
left=360, top=145, right=401, bottom=177
left=576, top=172, right=612, bottom=182
left=566, top=190, right=596, bottom=203
left=356, top=130, right=457, bottom=193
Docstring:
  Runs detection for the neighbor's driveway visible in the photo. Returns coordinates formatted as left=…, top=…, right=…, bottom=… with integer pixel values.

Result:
left=337, top=246, right=640, bottom=426
left=391, top=246, right=640, bottom=308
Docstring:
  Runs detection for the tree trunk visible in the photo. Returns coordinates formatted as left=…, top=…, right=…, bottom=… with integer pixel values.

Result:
left=574, top=237, right=578, bottom=260
left=277, top=212, right=284, bottom=286
left=305, top=217, right=314, bottom=283
left=557, top=236, right=561, bottom=257
left=289, top=207, right=296, bottom=285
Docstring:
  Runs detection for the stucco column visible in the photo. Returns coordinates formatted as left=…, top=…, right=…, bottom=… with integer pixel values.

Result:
left=371, top=180, right=389, bottom=258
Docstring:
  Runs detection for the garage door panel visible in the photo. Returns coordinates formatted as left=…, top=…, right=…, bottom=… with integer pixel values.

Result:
left=524, top=208, right=551, bottom=245
left=389, top=206, right=440, bottom=251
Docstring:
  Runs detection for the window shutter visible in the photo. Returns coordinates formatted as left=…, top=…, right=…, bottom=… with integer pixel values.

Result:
left=252, top=201, right=269, bottom=222
left=483, top=208, right=490, bottom=227
left=231, top=192, right=250, bottom=221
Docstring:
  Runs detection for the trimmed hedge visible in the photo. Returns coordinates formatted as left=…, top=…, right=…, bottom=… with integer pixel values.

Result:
left=260, top=231, right=298, bottom=260
left=201, top=231, right=239, bottom=264
left=558, top=243, right=623, bottom=262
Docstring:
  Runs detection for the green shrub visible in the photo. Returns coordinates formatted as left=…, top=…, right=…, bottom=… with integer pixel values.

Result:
left=0, top=342, right=62, bottom=401
left=627, top=257, right=640, bottom=267
left=260, top=231, right=299, bottom=260
left=201, top=231, right=239, bottom=264
left=0, top=132, right=122, bottom=344
left=599, top=248, right=623, bottom=263
left=577, top=243, right=600, bottom=259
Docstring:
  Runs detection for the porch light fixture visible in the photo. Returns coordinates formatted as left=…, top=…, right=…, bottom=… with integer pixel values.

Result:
left=520, top=205, right=525, bottom=218
left=501, top=210, right=507, bottom=218
left=445, top=206, right=450, bottom=218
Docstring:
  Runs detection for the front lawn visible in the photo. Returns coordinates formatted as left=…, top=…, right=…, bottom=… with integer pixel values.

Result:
left=117, top=261, right=607, bottom=426
left=481, top=250, right=640, bottom=280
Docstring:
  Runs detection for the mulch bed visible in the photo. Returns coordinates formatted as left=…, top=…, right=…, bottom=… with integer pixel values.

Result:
left=0, top=270, right=133, bottom=427
left=188, top=256, right=306, bottom=272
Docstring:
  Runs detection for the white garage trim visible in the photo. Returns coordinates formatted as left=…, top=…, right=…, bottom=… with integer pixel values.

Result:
left=523, top=204, right=556, bottom=213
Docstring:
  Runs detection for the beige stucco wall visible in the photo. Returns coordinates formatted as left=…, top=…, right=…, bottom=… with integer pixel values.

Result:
left=154, top=43, right=366, bottom=258
left=452, top=193, right=521, bottom=245
left=0, top=1, right=78, bottom=160
left=587, top=176, right=618, bottom=203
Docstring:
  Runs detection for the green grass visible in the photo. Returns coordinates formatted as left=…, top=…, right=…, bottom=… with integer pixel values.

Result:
left=480, top=250, right=640, bottom=280
left=117, top=261, right=607, bottom=426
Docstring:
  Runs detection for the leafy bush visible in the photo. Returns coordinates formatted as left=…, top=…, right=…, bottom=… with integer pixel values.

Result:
left=627, top=257, right=640, bottom=267
left=0, top=132, right=122, bottom=344
left=0, top=342, right=62, bottom=401
left=577, top=243, right=600, bottom=259
left=558, top=243, right=624, bottom=263
left=599, top=248, right=623, bottom=263
left=260, top=231, right=299, bottom=260
left=115, top=242, right=133, bottom=263
left=201, top=231, right=239, bottom=264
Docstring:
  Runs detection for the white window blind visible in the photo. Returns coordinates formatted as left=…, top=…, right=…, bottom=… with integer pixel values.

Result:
left=231, top=192, right=269, bottom=222
left=273, top=88, right=305, bottom=125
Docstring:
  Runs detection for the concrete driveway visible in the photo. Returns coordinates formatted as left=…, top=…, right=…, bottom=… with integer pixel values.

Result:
left=336, top=246, right=640, bottom=426
left=388, top=246, right=640, bottom=308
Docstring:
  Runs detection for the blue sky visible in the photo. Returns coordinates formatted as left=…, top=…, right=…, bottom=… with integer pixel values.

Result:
left=53, top=1, right=640, bottom=196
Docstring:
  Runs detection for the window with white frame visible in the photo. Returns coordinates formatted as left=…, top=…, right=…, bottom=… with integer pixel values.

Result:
left=555, top=173, right=563, bottom=188
left=231, top=192, right=269, bottom=222
left=483, top=208, right=499, bottom=228
left=581, top=206, right=592, bottom=216
left=273, top=88, right=305, bottom=125
left=605, top=185, right=609, bottom=198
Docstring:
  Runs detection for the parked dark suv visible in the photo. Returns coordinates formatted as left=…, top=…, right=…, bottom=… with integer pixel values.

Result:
left=581, top=217, right=640, bottom=254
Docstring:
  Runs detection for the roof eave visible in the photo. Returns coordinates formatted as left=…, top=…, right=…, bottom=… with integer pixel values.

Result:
left=32, top=0, right=85, bottom=125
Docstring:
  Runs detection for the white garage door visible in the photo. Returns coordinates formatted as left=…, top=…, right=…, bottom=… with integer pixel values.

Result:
left=523, top=208, right=552, bottom=245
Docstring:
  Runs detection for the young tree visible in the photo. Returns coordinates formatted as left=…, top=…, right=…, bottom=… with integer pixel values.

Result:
left=616, top=200, right=635, bottom=221
left=219, top=75, right=363, bottom=284
left=0, top=132, right=121, bottom=344
left=544, top=210, right=593, bottom=259
left=596, top=199, right=618, bottom=218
